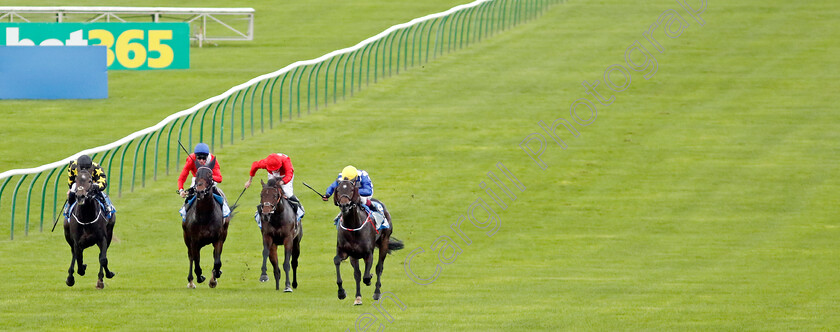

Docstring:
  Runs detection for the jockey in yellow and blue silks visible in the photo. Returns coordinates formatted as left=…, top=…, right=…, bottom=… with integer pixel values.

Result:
left=322, top=165, right=377, bottom=210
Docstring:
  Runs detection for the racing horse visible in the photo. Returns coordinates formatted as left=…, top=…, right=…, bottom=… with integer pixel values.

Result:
left=64, top=169, right=116, bottom=289
left=258, top=178, right=302, bottom=291
left=182, top=161, right=232, bottom=288
left=333, top=180, right=403, bottom=305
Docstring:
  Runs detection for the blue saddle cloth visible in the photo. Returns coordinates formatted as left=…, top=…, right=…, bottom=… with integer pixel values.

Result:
left=179, top=194, right=230, bottom=222
left=64, top=198, right=115, bottom=222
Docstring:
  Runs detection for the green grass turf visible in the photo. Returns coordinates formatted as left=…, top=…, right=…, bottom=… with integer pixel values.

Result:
left=2, top=0, right=840, bottom=330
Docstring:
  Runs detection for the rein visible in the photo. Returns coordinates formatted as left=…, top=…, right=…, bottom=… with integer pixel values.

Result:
left=337, top=206, right=377, bottom=234
left=70, top=200, right=103, bottom=225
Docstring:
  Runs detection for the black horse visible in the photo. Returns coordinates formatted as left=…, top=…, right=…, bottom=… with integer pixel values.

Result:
left=64, top=169, right=116, bottom=289
left=182, top=162, right=233, bottom=288
left=258, top=178, right=303, bottom=291
left=333, top=180, right=403, bottom=305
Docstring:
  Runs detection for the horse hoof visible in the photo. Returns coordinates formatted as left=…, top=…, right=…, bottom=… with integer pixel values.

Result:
left=284, top=287, right=293, bottom=293
left=373, top=293, right=381, bottom=301
left=197, top=275, right=206, bottom=283
left=188, top=281, right=196, bottom=289
left=96, top=280, right=104, bottom=289
left=78, top=264, right=87, bottom=276
left=363, top=277, right=372, bottom=286
left=259, top=274, right=269, bottom=282
left=292, top=281, right=298, bottom=289
left=214, top=270, right=222, bottom=278
left=338, top=290, right=346, bottom=300
left=66, top=276, right=75, bottom=287
left=106, top=271, right=116, bottom=279
left=354, top=297, right=363, bottom=305
left=209, top=278, right=217, bottom=288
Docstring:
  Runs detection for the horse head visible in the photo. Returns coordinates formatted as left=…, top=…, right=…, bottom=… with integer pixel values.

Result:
left=259, top=178, right=285, bottom=219
left=334, top=180, right=361, bottom=214
left=194, top=166, right=215, bottom=200
left=74, top=169, right=95, bottom=206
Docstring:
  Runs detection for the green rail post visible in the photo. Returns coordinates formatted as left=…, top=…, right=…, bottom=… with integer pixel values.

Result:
left=248, top=83, right=259, bottom=134
left=373, top=38, right=382, bottom=83
left=39, top=167, right=59, bottom=231
left=344, top=51, right=354, bottom=100
left=53, top=165, right=68, bottom=226
left=230, top=91, right=242, bottom=144
left=384, top=32, right=396, bottom=77
left=24, top=172, right=43, bottom=236
left=295, top=66, right=306, bottom=116
left=164, top=117, right=182, bottom=176
left=209, top=101, right=223, bottom=150
left=241, top=86, right=251, bottom=140
left=118, top=139, right=135, bottom=198
left=426, top=17, right=439, bottom=62
left=130, top=134, right=149, bottom=192
left=435, top=16, right=448, bottom=58
left=277, top=72, right=290, bottom=121
left=10, top=175, right=28, bottom=239
left=267, top=76, right=281, bottom=128
left=288, top=67, right=300, bottom=120
left=333, top=53, right=345, bottom=104
left=217, top=97, right=232, bottom=148
left=106, top=145, right=123, bottom=197
left=359, top=43, right=372, bottom=90
left=323, top=56, right=335, bottom=106
left=311, top=61, right=325, bottom=111
left=0, top=177, right=12, bottom=238
left=142, top=130, right=157, bottom=187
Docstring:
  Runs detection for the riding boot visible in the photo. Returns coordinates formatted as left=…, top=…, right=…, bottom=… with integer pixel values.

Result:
left=65, top=192, right=75, bottom=218
left=288, top=195, right=305, bottom=221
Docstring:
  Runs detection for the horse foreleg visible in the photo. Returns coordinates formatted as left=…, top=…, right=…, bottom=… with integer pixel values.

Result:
left=66, top=245, right=76, bottom=287
left=351, top=258, right=363, bottom=305
left=209, top=241, right=223, bottom=288
left=334, top=252, right=347, bottom=300
left=373, top=242, right=388, bottom=300
left=260, top=235, right=270, bottom=282
left=363, top=253, right=373, bottom=286
left=187, top=245, right=196, bottom=288
left=95, top=239, right=109, bottom=289
left=98, top=237, right=115, bottom=279
left=194, top=245, right=205, bottom=284
left=75, top=244, right=87, bottom=277
left=282, top=238, right=293, bottom=292
left=269, top=243, right=280, bottom=291
left=291, top=236, right=301, bottom=289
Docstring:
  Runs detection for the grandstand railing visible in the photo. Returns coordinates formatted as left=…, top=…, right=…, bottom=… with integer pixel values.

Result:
left=0, top=0, right=564, bottom=239
left=0, top=6, right=255, bottom=46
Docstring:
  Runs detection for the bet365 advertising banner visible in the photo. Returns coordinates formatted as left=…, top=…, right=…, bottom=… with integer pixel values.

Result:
left=1, top=23, right=189, bottom=70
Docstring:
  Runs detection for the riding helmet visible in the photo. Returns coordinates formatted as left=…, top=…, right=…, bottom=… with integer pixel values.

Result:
left=341, top=165, right=358, bottom=181
left=194, top=143, right=210, bottom=156
left=77, top=155, right=93, bottom=169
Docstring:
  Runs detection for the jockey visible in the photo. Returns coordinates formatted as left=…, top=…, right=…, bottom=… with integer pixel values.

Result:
left=245, top=153, right=305, bottom=223
left=177, top=143, right=229, bottom=215
left=66, top=154, right=114, bottom=216
left=322, top=165, right=378, bottom=211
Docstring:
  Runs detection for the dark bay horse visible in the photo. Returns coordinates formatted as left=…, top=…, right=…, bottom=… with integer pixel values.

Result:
left=258, top=178, right=302, bottom=291
left=182, top=163, right=232, bottom=288
left=64, top=169, right=116, bottom=289
left=333, top=180, right=403, bottom=305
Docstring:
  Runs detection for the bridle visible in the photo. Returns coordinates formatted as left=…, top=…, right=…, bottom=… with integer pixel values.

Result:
left=336, top=180, right=358, bottom=209
left=260, top=186, right=283, bottom=216
left=194, top=166, right=214, bottom=198
left=335, top=180, right=376, bottom=233
left=71, top=169, right=102, bottom=225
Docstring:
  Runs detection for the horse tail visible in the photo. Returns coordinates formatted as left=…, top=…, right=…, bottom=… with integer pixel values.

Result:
left=387, top=237, right=404, bottom=253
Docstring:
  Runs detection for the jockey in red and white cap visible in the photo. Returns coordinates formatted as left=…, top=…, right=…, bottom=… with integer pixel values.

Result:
left=245, top=153, right=304, bottom=223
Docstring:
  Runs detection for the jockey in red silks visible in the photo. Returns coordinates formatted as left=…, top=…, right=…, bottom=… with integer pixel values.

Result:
left=244, top=153, right=305, bottom=225
left=177, top=143, right=229, bottom=219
